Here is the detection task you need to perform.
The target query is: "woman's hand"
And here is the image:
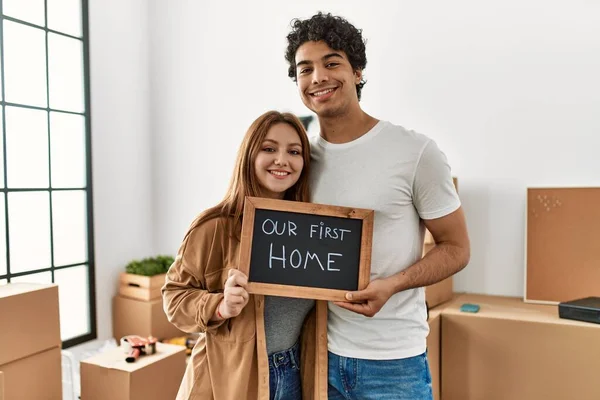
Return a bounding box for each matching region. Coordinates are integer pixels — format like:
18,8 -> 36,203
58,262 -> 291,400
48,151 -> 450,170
216,269 -> 249,320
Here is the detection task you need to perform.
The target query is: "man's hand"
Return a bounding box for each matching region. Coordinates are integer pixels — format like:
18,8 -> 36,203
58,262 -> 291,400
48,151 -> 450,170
218,269 -> 249,319
333,278 -> 395,317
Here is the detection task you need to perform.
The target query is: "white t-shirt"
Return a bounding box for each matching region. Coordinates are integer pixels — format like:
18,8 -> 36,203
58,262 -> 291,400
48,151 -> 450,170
309,120 -> 460,360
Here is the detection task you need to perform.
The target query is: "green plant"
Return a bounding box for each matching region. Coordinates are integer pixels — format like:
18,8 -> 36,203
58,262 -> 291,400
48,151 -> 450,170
125,255 -> 175,276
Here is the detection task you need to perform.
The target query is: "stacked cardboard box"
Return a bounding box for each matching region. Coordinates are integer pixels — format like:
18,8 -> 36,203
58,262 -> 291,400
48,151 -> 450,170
441,294 -> 600,400
0,371 -> 4,400
81,342 -> 186,400
113,273 -> 184,341
118,273 -> 164,302
0,283 -> 62,400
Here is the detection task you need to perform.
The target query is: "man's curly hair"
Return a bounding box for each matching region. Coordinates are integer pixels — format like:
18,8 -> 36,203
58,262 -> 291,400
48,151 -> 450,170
285,12 -> 367,101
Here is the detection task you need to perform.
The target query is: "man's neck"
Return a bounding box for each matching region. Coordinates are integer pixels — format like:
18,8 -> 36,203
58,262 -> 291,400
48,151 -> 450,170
318,109 -> 379,144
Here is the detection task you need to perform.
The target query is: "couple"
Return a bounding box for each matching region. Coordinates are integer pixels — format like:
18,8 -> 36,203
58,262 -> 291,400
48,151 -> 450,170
162,12 -> 470,400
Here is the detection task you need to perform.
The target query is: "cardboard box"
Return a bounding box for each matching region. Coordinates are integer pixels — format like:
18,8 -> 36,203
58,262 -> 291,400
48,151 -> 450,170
118,273 -> 165,301
0,347 -> 62,400
118,285 -> 162,302
441,294 -> 600,400
423,243 -> 454,309
427,308 -> 442,400
424,229 -> 435,245
81,342 -> 186,400
425,276 -> 454,309
113,295 -> 185,341
0,283 -> 61,365
0,371 -> 4,400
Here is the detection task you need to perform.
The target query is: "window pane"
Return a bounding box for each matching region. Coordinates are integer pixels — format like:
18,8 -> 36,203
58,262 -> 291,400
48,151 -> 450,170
48,33 -> 84,112
55,265 -> 90,340
5,107 -> 49,188
3,21 -> 48,107
0,195 -> 6,277
52,190 -> 87,266
8,192 -> 51,273
3,0 -> 45,27
50,112 -> 86,187
47,0 -> 82,37
0,110 -> 4,188
50,112 -> 86,188
10,271 -> 51,284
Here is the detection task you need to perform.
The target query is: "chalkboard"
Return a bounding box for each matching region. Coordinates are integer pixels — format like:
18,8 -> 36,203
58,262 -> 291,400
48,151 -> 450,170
239,197 -> 374,301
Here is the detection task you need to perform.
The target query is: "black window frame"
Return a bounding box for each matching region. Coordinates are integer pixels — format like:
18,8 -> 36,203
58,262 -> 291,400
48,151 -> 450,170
0,0 -> 96,349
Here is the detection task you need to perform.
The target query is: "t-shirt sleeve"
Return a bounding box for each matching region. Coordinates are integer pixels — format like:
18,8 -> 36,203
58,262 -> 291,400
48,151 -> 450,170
412,139 -> 461,220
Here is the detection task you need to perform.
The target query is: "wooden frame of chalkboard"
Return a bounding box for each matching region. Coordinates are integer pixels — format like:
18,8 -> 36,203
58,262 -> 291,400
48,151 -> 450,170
239,197 -> 374,301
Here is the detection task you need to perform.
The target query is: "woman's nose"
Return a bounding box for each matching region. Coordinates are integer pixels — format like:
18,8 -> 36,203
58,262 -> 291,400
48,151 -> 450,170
274,152 -> 289,166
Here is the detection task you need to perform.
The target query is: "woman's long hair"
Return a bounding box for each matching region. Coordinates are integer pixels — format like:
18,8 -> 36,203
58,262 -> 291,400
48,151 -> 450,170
192,110 -> 311,236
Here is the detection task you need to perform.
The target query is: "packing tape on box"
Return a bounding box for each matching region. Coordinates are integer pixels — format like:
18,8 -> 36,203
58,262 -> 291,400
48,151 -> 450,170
120,337 -> 132,353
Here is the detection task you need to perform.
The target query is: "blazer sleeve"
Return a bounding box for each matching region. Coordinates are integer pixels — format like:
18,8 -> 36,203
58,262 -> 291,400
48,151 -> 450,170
162,217 -> 227,333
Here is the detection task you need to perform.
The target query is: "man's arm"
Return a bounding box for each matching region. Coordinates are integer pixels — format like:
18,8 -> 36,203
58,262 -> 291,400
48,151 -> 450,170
334,207 -> 470,317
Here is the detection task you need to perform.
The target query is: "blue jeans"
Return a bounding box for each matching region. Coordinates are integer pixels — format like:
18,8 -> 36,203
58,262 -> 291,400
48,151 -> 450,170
268,342 -> 302,400
328,351 -> 433,400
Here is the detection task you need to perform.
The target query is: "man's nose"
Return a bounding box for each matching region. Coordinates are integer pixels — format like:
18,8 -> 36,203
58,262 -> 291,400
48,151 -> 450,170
312,66 -> 329,84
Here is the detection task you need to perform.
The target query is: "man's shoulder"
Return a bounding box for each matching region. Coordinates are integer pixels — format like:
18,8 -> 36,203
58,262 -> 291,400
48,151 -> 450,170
376,121 -> 432,154
309,133 -> 321,147
307,121 -> 433,154
309,134 -> 324,158
380,120 -> 431,143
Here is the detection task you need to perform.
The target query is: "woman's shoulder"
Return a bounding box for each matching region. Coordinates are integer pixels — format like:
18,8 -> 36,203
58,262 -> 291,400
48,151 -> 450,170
186,213 -> 233,238
176,214 -> 237,260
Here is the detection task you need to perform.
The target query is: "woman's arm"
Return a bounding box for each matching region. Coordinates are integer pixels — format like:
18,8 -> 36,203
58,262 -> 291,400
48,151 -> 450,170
163,261 -> 226,333
162,217 -> 228,333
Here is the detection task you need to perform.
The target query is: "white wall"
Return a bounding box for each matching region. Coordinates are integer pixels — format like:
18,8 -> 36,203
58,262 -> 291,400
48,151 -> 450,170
78,0 -> 600,348
148,0 -> 600,298
86,0 -> 600,343
88,0 -> 153,341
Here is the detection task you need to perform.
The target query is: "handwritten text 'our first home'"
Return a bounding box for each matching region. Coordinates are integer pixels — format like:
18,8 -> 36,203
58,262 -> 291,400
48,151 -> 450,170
261,219 -> 352,271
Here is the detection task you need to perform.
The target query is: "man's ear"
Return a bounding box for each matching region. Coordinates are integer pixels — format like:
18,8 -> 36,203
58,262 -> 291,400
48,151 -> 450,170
354,69 -> 363,84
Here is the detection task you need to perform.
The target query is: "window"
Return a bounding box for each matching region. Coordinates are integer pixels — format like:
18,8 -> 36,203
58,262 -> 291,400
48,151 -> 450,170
0,0 -> 95,348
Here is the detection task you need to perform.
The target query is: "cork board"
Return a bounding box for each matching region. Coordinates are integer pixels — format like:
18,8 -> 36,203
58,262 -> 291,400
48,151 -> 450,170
525,187 -> 600,304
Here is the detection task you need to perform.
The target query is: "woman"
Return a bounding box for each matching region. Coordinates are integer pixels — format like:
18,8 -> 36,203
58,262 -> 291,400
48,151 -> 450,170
162,111 -> 328,400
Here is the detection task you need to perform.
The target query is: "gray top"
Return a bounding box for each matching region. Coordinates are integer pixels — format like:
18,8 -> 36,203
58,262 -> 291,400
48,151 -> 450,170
264,295 -> 315,355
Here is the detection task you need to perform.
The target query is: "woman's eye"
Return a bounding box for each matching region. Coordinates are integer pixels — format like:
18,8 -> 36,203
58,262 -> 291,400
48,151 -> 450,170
262,147 -> 275,152
289,149 -> 301,155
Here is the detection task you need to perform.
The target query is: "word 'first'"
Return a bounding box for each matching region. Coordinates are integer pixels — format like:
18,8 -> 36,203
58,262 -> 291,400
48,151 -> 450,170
261,219 -> 351,241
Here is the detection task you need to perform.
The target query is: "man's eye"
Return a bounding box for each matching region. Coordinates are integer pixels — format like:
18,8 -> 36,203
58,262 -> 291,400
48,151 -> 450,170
326,63 -> 339,68
300,68 -> 312,74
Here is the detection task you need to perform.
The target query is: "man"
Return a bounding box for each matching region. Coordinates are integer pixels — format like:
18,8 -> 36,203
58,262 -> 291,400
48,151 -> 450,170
285,12 -> 470,399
